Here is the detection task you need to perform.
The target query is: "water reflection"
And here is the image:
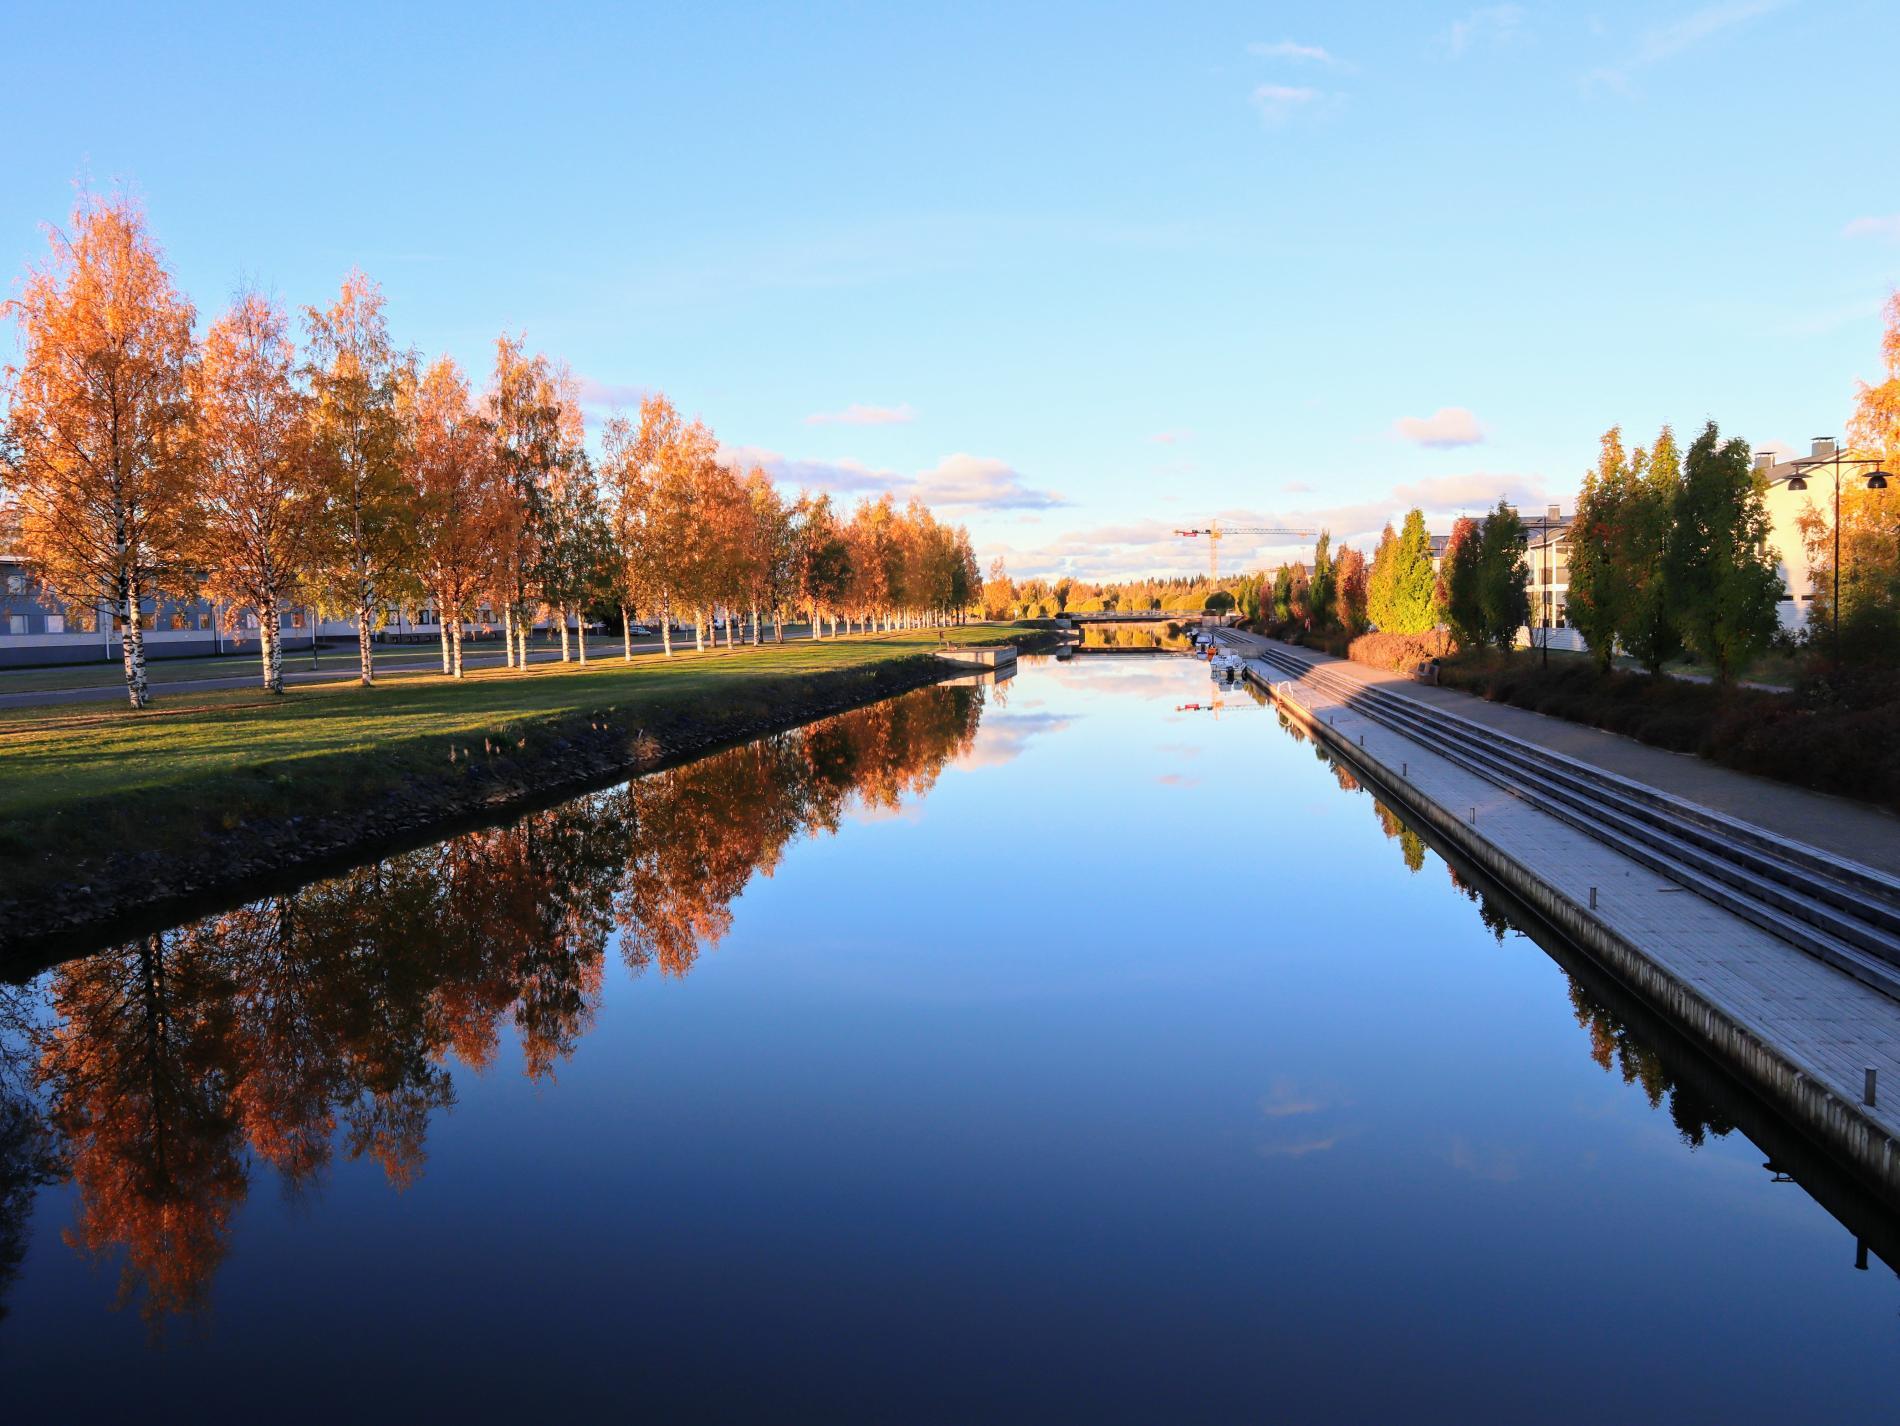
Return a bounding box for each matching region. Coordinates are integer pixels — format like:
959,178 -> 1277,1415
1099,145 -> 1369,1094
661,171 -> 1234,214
1267,692 -> 1899,1276
0,684 -> 982,1330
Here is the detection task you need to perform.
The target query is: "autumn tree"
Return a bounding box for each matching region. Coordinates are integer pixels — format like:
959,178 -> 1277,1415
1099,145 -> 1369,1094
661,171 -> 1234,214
540,454 -> 612,663
982,556 -> 1015,621
1,194 -> 197,707
1804,292 -> 1900,662
1365,523 -> 1399,632
1474,499 -> 1529,651
1564,426 -> 1634,672
1438,516 -> 1484,649
405,356 -> 501,677
486,335 -> 572,667
598,410 -> 654,658
792,491 -> 852,637
305,271 -> 411,685
1668,422 -> 1781,682
1271,563 -> 1293,623
1620,427 -> 1684,674
191,290 -> 319,693
741,468 -> 792,642
1308,532 -> 1335,628
1335,544 -> 1368,635
1380,509 -> 1439,634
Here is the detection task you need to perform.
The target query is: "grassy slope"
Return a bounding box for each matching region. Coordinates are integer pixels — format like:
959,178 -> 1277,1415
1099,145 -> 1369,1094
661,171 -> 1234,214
0,627 -> 1023,873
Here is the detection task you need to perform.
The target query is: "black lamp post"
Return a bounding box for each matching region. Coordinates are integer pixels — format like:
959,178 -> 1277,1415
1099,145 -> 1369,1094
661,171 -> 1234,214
1784,442 -> 1892,660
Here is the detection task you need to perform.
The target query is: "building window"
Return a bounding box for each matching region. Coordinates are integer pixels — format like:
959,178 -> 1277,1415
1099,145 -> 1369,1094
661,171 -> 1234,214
5,574 -> 24,595
290,610 -> 305,629
46,614 -> 64,634
7,615 -> 25,635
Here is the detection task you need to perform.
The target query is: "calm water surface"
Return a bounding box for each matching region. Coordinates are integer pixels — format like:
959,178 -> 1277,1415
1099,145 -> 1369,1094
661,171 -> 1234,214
2,655 -> 1896,1422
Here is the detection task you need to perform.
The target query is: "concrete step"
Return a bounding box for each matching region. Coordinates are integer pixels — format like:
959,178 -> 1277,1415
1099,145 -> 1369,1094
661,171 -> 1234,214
1229,635 -> 1900,1001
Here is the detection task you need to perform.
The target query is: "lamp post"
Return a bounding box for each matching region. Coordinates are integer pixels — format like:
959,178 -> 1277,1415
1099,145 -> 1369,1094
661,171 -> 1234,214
1783,442 -> 1891,662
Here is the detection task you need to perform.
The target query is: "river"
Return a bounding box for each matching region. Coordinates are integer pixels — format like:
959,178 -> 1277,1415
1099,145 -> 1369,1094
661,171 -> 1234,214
1,653 -> 1895,1422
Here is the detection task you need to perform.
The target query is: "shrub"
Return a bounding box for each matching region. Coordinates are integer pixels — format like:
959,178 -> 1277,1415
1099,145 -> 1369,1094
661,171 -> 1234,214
1436,651 -> 1900,809
1348,629 -> 1453,674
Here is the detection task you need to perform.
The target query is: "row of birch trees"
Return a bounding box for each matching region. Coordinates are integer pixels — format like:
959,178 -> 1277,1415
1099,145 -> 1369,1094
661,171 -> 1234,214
0,195 -> 980,706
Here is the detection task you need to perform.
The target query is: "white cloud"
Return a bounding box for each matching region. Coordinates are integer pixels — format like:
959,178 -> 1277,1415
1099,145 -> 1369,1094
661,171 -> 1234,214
1443,5 -> 1526,57
915,453 -> 1069,510
987,472 -> 1560,579
1844,215 -> 1900,241
1148,429 -> 1192,445
1282,480 -> 1314,494
1248,39 -> 1349,68
717,444 -> 1067,511
803,401 -> 917,427
1585,0 -> 1785,90
1250,84 -> 1323,124
575,376 -> 649,410
1394,406 -> 1486,448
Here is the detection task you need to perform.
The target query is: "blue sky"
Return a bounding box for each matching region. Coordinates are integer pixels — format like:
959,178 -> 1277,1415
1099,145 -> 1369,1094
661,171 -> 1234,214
5,1 -> 1897,577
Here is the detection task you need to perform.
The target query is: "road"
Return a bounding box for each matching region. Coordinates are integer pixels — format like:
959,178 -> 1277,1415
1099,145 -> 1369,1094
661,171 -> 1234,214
0,627 -> 823,708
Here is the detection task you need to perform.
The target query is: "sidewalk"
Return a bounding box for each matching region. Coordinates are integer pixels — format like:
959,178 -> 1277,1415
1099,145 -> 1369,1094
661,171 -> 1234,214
1239,635 -> 1900,877
1224,632 -> 1900,1195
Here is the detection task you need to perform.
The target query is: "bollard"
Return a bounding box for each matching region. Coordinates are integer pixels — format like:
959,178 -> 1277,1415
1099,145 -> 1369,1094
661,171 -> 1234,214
1588,886 -> 1598,910
1865,1067 -> 1879,1107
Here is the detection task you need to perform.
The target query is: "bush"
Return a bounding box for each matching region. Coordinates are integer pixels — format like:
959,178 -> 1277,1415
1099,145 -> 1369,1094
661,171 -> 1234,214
1348,629 -> 1453,674
1436,650 -> 1900,809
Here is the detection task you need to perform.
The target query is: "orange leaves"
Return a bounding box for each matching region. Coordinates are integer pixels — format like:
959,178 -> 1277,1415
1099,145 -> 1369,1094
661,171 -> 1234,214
2,192 -> 197,607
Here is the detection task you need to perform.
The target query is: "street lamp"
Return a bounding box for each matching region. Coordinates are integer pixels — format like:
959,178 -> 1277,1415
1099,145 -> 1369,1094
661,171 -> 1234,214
1783,440 -> 1892,661
1520,507 -> 1562,670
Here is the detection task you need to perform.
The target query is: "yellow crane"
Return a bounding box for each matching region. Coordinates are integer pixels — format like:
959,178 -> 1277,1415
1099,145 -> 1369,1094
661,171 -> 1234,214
1174,520 -> 1320,585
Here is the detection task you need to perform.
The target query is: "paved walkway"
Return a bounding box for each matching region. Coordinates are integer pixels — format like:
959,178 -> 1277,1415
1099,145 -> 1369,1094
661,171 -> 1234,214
0,626 -> 829,709
1218,633 -> 1900,1169
1227,633 -> 1900,877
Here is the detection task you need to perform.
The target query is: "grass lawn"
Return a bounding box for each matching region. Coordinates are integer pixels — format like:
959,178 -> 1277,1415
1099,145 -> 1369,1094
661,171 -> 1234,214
0,626 -> 1028,894
1512,640 -> 1802,690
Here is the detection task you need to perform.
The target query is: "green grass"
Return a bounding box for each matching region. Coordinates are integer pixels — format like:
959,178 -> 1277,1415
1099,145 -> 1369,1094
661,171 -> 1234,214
0,625 -> 1030,900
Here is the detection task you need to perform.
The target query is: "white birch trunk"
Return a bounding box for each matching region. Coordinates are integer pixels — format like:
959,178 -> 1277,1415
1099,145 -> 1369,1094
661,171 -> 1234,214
451,618 -> 464,678
120,573 -> 150,709
356,580 -> 375,686
264,594 -> 284,694
503,604 -> 516,668
576,610 -> 587,664
622,606 -> 633,660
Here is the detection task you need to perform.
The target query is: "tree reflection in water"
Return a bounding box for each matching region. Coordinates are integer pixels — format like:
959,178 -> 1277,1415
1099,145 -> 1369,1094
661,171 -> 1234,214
1,683 -> 982,1329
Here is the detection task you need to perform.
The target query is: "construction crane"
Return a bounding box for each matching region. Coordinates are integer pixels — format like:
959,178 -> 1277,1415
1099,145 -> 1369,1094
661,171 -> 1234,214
1174,519 -> 1320,585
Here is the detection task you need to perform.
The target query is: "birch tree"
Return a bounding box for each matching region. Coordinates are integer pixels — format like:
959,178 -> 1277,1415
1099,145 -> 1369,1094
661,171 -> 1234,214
406,356 -> 501,678
1,195 -> 196,708
191,290 -> 320,693
305,272 -> 410,685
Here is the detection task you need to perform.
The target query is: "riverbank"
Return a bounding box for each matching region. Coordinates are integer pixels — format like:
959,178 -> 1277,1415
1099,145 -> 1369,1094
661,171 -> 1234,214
0,627 -> 1045,967
1219,628 -> 1900,1201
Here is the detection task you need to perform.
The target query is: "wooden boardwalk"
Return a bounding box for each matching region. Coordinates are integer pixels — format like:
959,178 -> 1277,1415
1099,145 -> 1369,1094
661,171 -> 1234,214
1217,631 -> 1900,1195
